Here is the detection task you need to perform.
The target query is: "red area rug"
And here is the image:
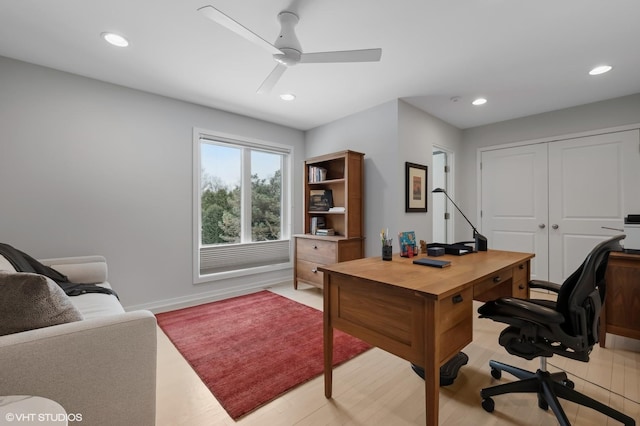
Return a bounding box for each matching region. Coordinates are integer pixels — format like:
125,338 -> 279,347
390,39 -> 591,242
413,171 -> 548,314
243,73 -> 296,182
156,290 -> 371,420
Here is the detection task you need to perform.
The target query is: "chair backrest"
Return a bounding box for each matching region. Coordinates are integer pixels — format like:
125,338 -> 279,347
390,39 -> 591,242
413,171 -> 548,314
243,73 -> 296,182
555,235 -> 625,348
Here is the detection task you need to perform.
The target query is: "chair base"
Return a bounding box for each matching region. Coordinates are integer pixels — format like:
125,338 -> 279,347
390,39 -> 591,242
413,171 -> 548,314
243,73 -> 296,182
411,351 -> 468,386
480,360 -> 635,426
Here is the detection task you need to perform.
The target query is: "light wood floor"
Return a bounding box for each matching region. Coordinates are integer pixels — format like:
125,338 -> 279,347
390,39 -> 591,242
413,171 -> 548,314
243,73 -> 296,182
156,282 -> 640,425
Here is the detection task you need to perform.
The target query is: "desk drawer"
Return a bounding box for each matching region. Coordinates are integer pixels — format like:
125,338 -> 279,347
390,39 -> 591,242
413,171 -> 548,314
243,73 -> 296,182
296,238 -> 336,264
296,259 -> 324,286
513,262 -> 528,283
473,268 -> 513,300
512,262 -> 529,298
439,287 -> 473,362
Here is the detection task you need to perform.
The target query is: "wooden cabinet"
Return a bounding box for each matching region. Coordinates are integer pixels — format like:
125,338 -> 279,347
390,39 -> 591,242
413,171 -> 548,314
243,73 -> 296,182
294,150 -> 365,289
599,251 -> 640,347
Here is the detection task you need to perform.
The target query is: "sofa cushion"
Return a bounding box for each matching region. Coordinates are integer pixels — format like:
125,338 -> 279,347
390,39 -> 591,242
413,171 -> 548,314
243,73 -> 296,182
70,282 -> 125,319
0,271 -> 84,336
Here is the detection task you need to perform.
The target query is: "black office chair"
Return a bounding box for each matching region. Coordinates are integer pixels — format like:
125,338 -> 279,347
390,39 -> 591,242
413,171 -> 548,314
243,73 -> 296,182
478,234 -> 635,426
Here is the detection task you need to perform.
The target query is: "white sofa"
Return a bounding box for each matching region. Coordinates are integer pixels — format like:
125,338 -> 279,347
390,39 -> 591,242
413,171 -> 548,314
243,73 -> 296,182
0,255 -> 157,426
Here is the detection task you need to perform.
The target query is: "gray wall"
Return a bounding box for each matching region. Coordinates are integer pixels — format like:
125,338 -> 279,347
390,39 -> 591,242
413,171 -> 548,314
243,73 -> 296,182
4,53 -> 638,310
459,94 -> 640,238
305,100 -> 462,257
0,56 -> 305,311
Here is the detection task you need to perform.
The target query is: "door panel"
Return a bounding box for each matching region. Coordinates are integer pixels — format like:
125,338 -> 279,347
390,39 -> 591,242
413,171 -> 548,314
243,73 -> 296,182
548,131 -> 636,282
481,130 -> 640,286
481,143 -> 548,281
432,149 -> 449,243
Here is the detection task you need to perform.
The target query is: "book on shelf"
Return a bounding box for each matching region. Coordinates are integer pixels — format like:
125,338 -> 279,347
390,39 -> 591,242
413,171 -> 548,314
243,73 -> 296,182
328,206 -> 345,213
315,228 -> 335,236
310,216 -> 326,235
308,166 -> 327,183
309,189 -> 333,211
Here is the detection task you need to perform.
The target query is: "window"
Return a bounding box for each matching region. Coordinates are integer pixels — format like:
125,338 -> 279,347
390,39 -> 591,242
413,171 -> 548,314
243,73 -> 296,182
193,129 -> 292,280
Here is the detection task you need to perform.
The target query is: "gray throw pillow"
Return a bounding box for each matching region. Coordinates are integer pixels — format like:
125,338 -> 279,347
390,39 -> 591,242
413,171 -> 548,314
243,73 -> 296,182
0,271 -> 84,336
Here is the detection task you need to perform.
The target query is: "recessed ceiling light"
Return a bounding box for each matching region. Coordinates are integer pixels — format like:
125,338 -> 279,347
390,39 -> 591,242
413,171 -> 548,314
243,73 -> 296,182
472,98 -> 487,106
101,32 -> 129,47
589,65 -> 612,76
280,93 -> 296,101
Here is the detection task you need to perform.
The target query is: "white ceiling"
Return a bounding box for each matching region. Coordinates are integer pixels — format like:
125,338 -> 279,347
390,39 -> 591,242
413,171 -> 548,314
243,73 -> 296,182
1,0 -> 639,131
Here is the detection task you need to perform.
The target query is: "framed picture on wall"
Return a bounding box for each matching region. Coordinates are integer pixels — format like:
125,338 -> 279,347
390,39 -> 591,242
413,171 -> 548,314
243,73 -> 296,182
405,162 -> 427,212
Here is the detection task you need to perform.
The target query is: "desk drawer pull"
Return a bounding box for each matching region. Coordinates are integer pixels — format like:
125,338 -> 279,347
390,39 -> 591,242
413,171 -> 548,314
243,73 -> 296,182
311,268 -> 318,273
452,294 -> 464,304
493,276 -> 502,283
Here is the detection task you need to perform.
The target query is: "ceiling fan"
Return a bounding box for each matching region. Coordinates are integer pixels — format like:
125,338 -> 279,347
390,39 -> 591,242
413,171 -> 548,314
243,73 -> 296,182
198,5 -> 382,94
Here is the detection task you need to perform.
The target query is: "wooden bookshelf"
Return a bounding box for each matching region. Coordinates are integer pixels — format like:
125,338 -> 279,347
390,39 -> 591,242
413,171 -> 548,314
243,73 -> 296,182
294,150 -> 365,289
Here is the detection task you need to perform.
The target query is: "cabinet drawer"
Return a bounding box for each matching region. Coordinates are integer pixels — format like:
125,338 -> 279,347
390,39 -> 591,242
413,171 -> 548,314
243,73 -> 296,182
473,268 -> 513,300
296,259 -> 324,286
296,238 -> 337,264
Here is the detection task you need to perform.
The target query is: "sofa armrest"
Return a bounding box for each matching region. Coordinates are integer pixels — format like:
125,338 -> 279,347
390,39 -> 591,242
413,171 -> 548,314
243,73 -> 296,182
39,255 -> 107,284
0,311 -> 157,426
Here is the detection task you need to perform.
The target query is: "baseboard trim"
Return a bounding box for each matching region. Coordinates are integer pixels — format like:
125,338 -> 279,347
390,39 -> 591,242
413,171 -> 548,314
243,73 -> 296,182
124,278 -> 293,314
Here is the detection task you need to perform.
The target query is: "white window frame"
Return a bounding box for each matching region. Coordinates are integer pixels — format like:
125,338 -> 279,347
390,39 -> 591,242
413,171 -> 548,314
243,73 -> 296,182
193,128 -> 293,283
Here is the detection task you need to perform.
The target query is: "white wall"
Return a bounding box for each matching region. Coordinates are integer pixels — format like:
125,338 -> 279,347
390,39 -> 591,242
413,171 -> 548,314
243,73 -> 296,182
0,56 -> 305,311
305,101 -> 399,257
305,100 -> 462,257
398,101 -> 462,245
459,93 -> 640,241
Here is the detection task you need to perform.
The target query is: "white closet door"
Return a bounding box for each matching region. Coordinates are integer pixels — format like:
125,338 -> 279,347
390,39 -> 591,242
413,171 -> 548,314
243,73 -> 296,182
547,130 -> 638,282
481,143 -> 549,281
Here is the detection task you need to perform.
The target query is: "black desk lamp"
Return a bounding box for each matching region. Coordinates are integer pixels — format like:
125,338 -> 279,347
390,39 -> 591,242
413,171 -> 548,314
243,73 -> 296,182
432,187 -> 488,251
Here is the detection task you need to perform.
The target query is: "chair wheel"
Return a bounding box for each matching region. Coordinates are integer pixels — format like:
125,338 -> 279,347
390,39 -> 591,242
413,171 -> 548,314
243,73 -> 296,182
482,397 -> 495,412
562,379 -> 575,389
490,367 -> 502,380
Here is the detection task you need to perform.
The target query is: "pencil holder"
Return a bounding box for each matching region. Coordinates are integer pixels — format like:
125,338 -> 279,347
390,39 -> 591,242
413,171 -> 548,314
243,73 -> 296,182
382,245 -> 392,261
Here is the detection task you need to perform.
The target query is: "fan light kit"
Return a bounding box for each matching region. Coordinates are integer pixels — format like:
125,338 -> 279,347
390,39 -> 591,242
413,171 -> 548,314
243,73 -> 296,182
198,5 -> 382,94
589,65 -> 612,75
472,98 -> 487,106
101,32 -> 129,47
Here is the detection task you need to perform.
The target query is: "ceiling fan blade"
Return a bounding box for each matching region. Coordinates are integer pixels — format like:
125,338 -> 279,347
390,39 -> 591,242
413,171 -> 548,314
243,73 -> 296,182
198,5 -> 282,55
257,63 -> 287,94
300,48 -> 382,64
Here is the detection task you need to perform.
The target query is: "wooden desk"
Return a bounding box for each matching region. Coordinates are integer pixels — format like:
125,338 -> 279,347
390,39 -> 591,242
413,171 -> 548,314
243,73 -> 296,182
600,251 -> 640,347
319,250 -> 534,426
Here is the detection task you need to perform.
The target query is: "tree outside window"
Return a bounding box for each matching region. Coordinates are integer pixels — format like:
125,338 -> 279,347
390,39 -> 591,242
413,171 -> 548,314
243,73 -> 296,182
200,141 -> 284,246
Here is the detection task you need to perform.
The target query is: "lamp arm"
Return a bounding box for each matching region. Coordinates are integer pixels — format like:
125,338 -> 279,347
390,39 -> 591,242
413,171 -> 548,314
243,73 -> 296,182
441,191 -> 479,235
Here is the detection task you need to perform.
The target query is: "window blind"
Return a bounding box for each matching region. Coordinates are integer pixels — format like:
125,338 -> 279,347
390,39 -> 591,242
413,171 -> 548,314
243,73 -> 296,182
200,239 -> 290,275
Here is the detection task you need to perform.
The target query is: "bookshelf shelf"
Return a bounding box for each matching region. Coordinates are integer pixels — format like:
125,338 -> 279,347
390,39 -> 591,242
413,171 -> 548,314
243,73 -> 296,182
308,178 -> 345,185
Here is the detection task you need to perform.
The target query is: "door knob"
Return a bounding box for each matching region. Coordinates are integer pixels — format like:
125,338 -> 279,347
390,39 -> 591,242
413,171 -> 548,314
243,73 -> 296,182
539,224 -> 546,229
552,224 -> 559,230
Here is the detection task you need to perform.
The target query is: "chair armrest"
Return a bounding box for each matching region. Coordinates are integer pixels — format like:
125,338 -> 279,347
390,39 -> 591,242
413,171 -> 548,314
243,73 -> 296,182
529,279 -> 562,293
39,256 -> 107,284
478,297 -> 565,324
0,311 -> 157,426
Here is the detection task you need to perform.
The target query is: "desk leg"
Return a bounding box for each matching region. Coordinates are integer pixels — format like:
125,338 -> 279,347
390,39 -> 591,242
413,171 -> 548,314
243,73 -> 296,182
424,299 -> 440,426
324,278 -> 333,398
